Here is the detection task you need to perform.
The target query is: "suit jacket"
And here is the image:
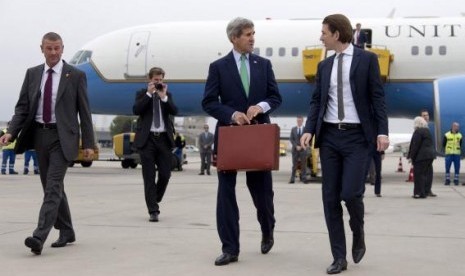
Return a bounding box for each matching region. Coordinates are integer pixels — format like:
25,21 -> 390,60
133,89 -> 178,149
202,51 -> 282,152
198,131 -> 214,153
408,127 -> 436,162
289,126 -> 303,152
353,30 -> 368,48
7,61 -> 94,161
304,47 -> 388,147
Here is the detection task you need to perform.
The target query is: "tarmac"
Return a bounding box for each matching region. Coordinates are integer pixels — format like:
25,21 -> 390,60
1,150 -> 465,276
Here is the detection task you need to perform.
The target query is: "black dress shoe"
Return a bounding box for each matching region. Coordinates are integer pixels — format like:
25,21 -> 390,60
326,259 -> 347,274
149,213 -> 159,222
427,192 -> 437,197
51,234 -> 76,248
25,236 -> 43,255
261,237 -> 274,254
288,180 -> 295,184
214,253 -> 238,266
198,172 -> 205,175
352,233 -> 366,264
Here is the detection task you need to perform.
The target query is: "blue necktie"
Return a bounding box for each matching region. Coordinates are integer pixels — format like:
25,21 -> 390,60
240,54 -> 249,96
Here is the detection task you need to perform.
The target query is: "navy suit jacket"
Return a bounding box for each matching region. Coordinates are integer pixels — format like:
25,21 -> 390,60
202,51 -> 282,151
304,47 -> 388,147
353,30 -> 368,48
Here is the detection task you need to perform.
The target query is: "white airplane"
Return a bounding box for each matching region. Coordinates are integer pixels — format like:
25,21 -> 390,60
69,17 -> 465,153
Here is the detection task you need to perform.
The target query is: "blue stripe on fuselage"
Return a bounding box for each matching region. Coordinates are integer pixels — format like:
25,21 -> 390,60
77,62 -> 434,118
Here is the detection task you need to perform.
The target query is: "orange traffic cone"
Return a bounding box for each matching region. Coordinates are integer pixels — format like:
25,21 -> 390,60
406,165 -> 414,182
396,157 -> 404,172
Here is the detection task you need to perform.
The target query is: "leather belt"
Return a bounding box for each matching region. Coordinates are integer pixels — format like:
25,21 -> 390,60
151,131 -> 166,137
35,122 -> 57,129
324,122 -> 361,130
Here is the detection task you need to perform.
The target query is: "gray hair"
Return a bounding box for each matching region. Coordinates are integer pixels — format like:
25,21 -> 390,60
226,17 -> 254,42
413,116 -> 428,129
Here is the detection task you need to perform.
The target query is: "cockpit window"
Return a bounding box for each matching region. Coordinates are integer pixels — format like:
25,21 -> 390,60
69,50 -> 92,65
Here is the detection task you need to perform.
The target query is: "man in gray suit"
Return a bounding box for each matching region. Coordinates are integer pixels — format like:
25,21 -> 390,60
0,32 -> 95,255
198,124 -> 214,175
289,116 -> 309,184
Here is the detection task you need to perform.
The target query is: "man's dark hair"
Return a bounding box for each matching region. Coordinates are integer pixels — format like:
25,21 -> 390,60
322,14 -> 353,43
148,67 -> 165,78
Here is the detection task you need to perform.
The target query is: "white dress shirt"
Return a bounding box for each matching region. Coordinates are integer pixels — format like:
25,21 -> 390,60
36,60 -> 63,123
323,44 -> 361,124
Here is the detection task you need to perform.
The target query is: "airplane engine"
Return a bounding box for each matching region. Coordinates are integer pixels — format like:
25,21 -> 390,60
433,75 -> 465,155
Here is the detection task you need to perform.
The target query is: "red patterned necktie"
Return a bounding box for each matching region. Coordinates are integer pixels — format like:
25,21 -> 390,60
43,69 -> 54,123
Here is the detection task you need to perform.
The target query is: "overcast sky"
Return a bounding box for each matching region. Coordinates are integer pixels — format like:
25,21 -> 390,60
0,0 -> 463,131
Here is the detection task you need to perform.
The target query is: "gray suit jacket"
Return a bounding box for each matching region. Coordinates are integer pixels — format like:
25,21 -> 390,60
7,61 -> 94,161
198,131 -> 214,153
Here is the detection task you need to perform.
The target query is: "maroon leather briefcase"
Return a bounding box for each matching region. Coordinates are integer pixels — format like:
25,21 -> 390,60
216,124 -> 280,171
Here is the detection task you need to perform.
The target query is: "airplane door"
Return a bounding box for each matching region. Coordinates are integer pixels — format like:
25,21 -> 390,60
126,31 -> 150,78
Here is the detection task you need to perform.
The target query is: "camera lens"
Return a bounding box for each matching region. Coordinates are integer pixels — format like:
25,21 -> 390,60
155,83 -> 164,90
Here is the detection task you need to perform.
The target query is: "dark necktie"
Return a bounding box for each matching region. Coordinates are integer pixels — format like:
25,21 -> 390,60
297,127 -> 301,137
240,54 -> 249,96
337,53 -> 344,121
153,96 -> 161,128
43,69 -> 54,123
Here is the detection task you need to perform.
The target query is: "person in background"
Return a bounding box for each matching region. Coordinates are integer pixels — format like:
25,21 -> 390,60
133,67 -> 178,222
367,150 -> 384,197
300,14 -> 389,274
0,32 -> 95,255
1,122 -> 18,175
24,149 -> 39,175
289,116 -> 309,184
202,17 -> 282,266
174,132 -> 185,171
198,124 -> 214,175
443,122 -> 462,185
419,109 -> 437,197
353,23 -> 367,49
408,116 -> 436,198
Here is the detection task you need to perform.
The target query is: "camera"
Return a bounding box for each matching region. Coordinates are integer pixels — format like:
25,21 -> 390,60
155,83 -> 164,91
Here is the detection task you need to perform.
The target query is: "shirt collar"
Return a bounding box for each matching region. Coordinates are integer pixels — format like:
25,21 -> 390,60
336,44 -> 354,58
233,49 -> 249,62
44,60 -> 64,74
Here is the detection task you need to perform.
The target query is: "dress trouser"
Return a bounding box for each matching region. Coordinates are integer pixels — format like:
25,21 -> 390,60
33,128 -> 74,241
319,125 -> 370,260
216,170 -> 275,255
200,150 -> 212,173
291,149 -> 308,181
139,133 -> 172,214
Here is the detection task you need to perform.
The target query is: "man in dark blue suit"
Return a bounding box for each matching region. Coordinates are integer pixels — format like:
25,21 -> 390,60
353,23 -> 368,48
301,14 -> 389,274
202,17 -> 282,266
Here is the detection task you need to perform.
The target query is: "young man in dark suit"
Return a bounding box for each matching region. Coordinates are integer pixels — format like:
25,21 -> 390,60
301,14 -> 389,274
202,17 -> 282,266
0,32 -> 95,255
133,67 -> 178,222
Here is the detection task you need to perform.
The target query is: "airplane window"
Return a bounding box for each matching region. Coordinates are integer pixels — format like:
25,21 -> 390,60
411,46 -> 419,56
69,50 -> 92,65
279,47 -> 286,57
69,51 -> 83,65
425,46 -> 433,56
292,47 -> 299,57
253,48 -> 260,56
266,47 -> 273,57
439,46 -> 447,55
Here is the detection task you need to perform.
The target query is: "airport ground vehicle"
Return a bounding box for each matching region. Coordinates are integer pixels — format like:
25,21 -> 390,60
69,143 -> 99,167
113,132 -> 182,170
